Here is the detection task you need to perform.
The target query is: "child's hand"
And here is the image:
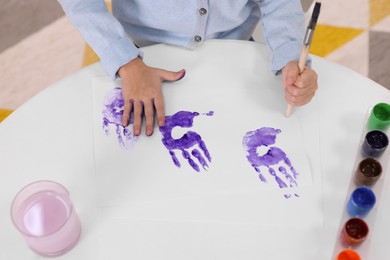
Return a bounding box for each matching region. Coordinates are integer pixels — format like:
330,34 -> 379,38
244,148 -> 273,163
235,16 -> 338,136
281,61 -> 318,106
118,58 -> 186,136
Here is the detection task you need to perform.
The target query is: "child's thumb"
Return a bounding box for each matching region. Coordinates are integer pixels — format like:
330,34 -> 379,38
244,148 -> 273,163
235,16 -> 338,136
161,69 -> 186,82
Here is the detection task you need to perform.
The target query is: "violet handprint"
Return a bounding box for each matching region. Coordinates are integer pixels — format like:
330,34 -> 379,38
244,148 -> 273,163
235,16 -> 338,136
242,127 -> 299,198
102,87 -> 139,149
159,111 -> 213,172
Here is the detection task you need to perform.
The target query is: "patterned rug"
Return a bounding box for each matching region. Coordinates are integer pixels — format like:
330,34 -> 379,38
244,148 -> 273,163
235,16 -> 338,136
310,0 -> 390,89
1,0 -> 389,122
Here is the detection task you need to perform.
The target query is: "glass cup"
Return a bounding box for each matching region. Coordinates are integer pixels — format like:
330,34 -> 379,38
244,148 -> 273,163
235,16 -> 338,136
354,157 -> 382,186
362,130 -> 389,157
341,218 -> 369,246
368,103 -> 390,131
11,180 -> 81,257
347,186 -> 376,218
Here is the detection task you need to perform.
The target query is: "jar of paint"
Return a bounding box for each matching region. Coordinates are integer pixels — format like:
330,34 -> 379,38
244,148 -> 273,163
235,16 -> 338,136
341,218 -> 369,246
11,180 -> 81,257
368,102 -> 390,131
362,130 -> 388,157
354,157 -> 382,186
347,186 -> 376,218
337,249 -> 361,260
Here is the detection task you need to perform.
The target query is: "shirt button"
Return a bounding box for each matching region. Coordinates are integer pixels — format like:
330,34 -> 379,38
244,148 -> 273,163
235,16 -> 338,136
194,35 -> 202,42
199,8 -> 207,15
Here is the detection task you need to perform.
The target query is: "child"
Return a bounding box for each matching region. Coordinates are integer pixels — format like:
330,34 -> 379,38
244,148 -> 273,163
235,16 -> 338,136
58,0 -> 318,136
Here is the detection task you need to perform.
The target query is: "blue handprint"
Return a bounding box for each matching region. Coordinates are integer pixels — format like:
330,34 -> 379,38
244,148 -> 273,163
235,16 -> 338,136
102,87 -> 139,149
242,127 -> 299,198
159,111 -> 213,172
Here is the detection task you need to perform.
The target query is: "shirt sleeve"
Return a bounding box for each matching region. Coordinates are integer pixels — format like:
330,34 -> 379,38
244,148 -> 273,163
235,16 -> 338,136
58,0 -> 141,80
259,0 -> 311,74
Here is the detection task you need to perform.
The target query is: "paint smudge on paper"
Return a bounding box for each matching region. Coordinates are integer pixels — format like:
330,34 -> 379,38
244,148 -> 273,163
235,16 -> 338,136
102,87 -> 139,149
242,127 -> 299,198
159,111 -> 212,172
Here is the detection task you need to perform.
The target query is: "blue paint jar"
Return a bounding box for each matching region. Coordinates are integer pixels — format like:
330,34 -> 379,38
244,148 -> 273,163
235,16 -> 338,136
347,186 -> 376,218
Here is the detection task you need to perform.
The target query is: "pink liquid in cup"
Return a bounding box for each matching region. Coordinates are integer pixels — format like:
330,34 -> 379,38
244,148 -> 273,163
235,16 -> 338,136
11,181 -> 81,257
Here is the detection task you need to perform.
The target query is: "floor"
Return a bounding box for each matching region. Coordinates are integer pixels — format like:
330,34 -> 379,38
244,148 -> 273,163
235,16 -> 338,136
1,0 -> 390,122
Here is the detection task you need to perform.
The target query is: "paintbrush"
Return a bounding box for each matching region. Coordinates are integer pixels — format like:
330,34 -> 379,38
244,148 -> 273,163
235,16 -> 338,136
285,1 -> 322,117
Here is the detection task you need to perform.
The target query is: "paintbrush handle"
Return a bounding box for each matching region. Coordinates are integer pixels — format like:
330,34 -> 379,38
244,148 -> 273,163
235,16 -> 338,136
298,45 -> 309,73
285,104 -> 293,117
285,1 -> 321,117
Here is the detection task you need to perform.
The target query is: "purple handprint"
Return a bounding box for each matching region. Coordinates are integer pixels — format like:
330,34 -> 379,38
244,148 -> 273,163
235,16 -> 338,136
242,127 -> 299,198
102,87 -> 139,149
159,111 -> 213,172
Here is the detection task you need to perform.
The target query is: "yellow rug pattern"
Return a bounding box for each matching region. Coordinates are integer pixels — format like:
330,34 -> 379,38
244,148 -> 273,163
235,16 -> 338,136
0,109 -> 13,123
310,25 -> 364,57
370,0 -> 390,26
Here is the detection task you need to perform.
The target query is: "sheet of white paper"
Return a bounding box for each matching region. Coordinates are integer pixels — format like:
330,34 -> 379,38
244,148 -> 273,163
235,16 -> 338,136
92,76 -> 313,205
88,41 -> 323,260
91,42 -> 323,244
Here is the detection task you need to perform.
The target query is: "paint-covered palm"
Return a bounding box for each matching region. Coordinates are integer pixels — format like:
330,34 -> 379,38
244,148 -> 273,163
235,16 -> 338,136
242,127 -> 299,198
102,87 -> 139,149
159,111 -> 212,172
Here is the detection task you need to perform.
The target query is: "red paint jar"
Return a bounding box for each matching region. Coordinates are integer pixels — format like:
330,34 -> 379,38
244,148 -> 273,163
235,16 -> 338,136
341,218 -> 369,245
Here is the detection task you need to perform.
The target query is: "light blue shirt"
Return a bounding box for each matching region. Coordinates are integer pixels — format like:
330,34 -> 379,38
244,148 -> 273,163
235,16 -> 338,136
58,0 -> 306,80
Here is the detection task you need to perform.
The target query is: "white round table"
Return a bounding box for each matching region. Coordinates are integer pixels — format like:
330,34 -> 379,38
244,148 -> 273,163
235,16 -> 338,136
1,40 -> 389,260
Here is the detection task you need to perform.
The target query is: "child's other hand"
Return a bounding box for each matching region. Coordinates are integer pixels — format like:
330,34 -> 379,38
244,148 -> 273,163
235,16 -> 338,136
118,58 -> 186,136
281,61 -> 318,106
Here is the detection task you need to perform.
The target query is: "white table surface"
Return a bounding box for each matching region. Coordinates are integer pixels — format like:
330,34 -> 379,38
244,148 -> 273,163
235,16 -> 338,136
1,40 -> 390,260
